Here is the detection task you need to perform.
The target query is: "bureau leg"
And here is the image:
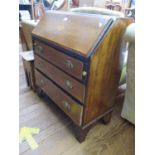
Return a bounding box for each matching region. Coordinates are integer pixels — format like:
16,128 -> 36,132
101,111 -> 112,124
73,124 -> 91,143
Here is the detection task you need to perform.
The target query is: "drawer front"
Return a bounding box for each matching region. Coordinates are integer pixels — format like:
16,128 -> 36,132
35,70 -> 83,126
35,55 -> 85,103
34,40 -> 84,80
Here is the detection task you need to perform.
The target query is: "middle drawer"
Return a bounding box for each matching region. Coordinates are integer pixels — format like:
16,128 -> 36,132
35,55 -> 85,103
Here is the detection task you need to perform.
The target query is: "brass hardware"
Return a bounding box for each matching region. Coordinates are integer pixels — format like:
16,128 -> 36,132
65,80 -> 73,89
64,60 -> 74,69
82,71 -> 87,76
35,44 -> 43,53
40,79 -> 45,87
38,62 -> 43,68
62,101 -> 70,111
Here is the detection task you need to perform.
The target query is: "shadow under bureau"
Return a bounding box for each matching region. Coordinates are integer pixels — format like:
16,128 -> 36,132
32,11 -> 132,142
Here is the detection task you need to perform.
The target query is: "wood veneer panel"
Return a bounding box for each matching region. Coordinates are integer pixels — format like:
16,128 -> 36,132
83,18 -> 133,125
32,11 -> 112,57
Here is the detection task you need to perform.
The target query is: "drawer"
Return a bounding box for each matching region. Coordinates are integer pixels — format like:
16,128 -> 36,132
35,70 -> 83,126
35,55 -> 85,103
34,40 -> 84,80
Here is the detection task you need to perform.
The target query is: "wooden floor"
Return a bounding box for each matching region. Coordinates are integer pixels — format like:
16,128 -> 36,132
19,48 -> 135,155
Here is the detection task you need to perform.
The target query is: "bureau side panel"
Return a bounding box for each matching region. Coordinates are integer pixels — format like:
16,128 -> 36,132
83,18 -> 133,125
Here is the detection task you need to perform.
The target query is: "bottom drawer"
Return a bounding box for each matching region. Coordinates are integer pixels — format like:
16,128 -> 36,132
35,70 -> 83,126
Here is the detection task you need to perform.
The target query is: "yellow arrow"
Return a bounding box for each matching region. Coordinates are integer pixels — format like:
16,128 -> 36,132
19,127 -> 40,150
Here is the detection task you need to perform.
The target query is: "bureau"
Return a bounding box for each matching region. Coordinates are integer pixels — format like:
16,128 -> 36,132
32,11 -> 132,142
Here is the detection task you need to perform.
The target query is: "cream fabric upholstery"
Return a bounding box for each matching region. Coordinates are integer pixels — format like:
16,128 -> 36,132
21,20 -> 39,50
70,7 -> 124,17
121,23 -> 135,124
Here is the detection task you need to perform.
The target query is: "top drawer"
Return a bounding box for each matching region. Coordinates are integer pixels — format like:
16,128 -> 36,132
34,40 -> 84,80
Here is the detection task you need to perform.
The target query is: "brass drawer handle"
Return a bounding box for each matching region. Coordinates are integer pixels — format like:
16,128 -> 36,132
62,101 -> 71,111
38,62 -> 43,68
82,71 -> 87,77
40,79 -> 45,87
65,80 -> 73,89
64,60 -> 74,69
35,44 -> 43,53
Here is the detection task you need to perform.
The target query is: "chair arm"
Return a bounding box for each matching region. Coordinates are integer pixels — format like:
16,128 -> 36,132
123,23 -> 135,43
70,7 -> 124,17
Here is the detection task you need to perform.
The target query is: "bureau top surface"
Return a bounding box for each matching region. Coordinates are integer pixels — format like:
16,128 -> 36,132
32,11 -> 113,57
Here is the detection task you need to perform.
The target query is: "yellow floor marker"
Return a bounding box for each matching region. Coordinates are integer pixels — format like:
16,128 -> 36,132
19,127 -> 40,150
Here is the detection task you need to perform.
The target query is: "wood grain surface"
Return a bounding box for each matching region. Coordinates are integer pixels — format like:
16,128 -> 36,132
83,18 -> 133,125
32,11 -> 112,57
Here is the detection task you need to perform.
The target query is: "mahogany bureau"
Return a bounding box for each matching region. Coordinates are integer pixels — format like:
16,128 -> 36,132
32,11 -> 132,142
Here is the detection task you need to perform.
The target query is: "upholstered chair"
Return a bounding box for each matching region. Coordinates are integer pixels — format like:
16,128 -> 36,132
121,23 -> 135,124
70,6 -> 124,17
